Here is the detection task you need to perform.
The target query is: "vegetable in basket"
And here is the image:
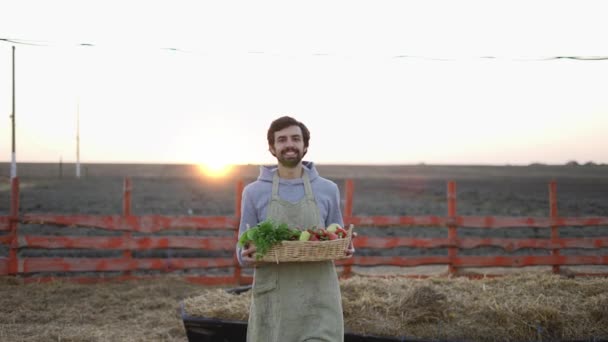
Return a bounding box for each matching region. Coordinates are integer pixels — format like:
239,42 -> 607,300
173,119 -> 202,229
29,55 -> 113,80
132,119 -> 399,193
238,219 -> 301,259
307,223 -> 347,241
238,220 -> 350,260
327,223 -> 348,238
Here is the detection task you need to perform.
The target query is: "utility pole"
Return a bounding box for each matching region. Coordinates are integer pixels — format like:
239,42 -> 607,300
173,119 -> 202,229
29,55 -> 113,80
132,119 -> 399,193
76,99 -> 81,178
10,46 -> 17,179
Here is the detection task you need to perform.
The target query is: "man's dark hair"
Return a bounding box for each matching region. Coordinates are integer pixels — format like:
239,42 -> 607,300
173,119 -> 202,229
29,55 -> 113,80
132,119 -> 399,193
267,116 -> 310,148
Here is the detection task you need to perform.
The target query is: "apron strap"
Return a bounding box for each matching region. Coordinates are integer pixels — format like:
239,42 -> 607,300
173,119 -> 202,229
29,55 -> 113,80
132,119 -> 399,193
271,170 -> 315,201
271,173 -> 281,200
302,172 -> 315,201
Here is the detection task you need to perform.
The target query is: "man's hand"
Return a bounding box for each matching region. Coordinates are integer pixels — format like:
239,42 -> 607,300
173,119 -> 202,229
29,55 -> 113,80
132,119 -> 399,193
241,244 -> 258,265
344,232 -> 357,257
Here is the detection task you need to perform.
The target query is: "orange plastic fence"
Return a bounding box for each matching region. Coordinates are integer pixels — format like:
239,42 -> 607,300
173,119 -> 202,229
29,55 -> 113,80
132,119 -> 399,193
1,177 -> 607,285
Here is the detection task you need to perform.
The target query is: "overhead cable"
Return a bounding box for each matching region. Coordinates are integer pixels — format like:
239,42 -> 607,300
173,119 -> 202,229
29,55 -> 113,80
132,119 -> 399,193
2,37 -> 607,61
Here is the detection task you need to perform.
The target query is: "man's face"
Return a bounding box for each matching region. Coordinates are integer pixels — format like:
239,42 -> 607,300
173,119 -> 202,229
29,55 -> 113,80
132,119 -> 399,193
269,125 -> 307,168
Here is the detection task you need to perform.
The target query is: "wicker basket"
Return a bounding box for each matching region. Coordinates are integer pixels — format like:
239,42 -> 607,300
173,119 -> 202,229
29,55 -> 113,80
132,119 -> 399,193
259,225 -> 354,263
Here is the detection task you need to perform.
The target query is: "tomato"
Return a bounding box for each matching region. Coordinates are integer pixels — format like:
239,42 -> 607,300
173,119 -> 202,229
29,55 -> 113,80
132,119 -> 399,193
335,227 -> 348,238
315,229 -> 329,241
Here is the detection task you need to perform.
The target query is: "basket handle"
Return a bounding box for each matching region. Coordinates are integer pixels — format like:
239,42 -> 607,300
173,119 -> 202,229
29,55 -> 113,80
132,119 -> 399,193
346,224 -> 354,240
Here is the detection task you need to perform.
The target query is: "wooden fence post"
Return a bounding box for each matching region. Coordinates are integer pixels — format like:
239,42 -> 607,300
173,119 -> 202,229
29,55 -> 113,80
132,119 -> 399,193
342,179 -> 354,278
549,180 -> 560,274
123,177 -> 133,275
447,181 -> 457,276
8,177 -> 20,276
234,179 -> 244,284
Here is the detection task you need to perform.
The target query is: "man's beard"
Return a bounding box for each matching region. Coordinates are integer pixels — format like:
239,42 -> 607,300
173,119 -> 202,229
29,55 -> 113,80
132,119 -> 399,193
276,147 -> 304,168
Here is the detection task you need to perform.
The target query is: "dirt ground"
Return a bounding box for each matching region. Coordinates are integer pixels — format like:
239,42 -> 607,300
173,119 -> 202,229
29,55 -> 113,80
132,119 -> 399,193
0,163 -> 607,341
2,163 -> 608,218
1,163 -> 607,265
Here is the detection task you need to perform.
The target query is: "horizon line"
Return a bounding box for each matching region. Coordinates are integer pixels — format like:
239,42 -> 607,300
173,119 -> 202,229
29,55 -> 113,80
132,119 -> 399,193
0,160 -> 606,167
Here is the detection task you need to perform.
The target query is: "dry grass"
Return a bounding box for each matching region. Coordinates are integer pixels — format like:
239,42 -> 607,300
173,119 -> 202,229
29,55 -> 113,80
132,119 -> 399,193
184,272 -> 608,341
183,287 -> 250,322
0,276 -> 204,342
1,272 -> 607,341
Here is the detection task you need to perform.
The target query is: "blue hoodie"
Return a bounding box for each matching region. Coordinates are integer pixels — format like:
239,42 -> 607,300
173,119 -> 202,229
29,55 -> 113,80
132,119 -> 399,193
236,161 -> 344,265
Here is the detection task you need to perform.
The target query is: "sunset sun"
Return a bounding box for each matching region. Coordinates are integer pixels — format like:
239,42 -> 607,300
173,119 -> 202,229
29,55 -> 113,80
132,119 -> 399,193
197,161 -> 234,178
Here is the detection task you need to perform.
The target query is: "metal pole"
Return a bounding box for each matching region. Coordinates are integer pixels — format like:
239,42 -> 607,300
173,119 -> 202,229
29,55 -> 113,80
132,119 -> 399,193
10,46 -> 17,178
342,179 -> 354,278
549,180 -> 560,274
8,177 -> 20,275
234,179 -> 244,284
447,181 -> 457,275
76,99 -> 81,178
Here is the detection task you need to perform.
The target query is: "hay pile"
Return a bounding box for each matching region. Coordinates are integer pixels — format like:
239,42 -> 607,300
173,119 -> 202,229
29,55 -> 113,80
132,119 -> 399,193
183,272 -> 608,341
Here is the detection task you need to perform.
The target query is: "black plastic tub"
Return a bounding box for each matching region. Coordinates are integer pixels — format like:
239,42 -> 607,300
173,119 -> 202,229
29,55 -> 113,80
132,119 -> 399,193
181,306 -> 247,342
180,303 -> 432,342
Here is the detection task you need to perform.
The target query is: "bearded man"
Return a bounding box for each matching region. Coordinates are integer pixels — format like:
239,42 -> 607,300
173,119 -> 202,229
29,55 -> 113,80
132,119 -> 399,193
237,116 -> 355,342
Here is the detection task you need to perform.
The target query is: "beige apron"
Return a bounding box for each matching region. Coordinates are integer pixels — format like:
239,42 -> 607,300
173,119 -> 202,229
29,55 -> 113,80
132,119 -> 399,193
247,172 -> 344,342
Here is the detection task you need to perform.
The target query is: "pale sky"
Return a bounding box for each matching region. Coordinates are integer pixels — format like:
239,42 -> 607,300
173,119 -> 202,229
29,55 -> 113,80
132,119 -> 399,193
1,0 -> 607,167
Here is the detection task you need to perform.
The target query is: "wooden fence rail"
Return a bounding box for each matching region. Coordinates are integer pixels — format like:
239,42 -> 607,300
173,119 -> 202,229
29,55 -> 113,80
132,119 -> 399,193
1,176 -> 607,284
